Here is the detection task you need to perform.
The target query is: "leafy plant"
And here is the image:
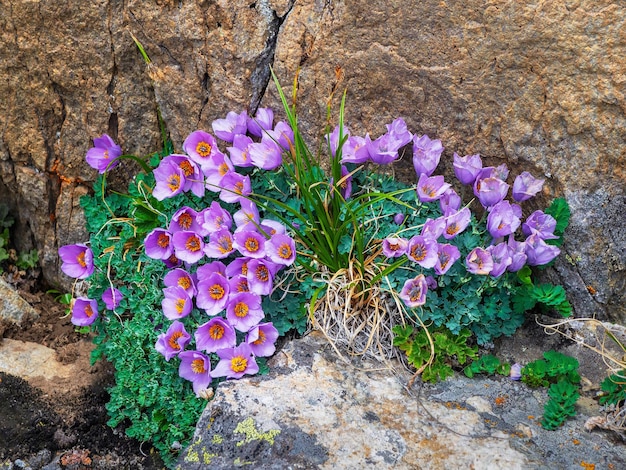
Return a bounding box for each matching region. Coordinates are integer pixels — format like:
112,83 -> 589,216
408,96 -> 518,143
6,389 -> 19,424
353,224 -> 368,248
542,379 -> 579,430
521,350 -> 580,429
599,370 -> 626,406
393,324 -> 478,383
463,354 -> 510,378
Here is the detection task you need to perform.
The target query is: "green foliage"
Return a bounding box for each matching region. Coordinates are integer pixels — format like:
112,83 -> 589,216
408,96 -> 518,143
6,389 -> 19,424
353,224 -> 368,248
393,324 -> 478,383
0,228 -> 9,266
544,197 -> 570,246
16,249 -> 39,270
521,350 -> 580,430
463,354 -> 510,378
599,370 -> 626,406
541,379 -> 579,430
512,267 -> 572,318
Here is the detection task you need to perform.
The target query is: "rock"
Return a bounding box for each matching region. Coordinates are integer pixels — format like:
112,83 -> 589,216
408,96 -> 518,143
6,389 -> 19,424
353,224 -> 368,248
177,331 -> 626,469
0,0 -> 624,323
0,277 -> 39,336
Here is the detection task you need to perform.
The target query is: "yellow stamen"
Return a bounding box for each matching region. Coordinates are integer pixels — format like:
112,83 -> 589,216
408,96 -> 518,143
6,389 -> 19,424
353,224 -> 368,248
84,304 -> 94,317
179,160 -> 194,176
76,251 -> 87,268
256,266 -> 269,282
278,244 -> 292,259
252,330 -> 266,346
168,331 -> 184,350
209,284 -> 225,300
244,238 -> 259,253
209,324 -> 224,340
196,141 -> 212,158
234,302 -> 249,318
167,174 -> 181,192
175,298 -> 186,314
178,277 -> 191,290
185,235 -> 201,252
178,213 -> 193,230
191,358 -> 206,374
230,356 -> 248,373
157,233 -> 170,248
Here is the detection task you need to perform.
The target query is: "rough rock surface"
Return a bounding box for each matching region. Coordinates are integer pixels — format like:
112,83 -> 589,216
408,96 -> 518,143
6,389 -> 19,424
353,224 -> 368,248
176,331 -> 626,469
0,0 -> 624,322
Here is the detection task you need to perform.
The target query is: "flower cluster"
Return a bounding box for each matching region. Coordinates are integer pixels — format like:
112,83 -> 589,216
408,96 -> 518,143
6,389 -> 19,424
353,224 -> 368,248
327,122 -> 559,310
60,108 -> 297,397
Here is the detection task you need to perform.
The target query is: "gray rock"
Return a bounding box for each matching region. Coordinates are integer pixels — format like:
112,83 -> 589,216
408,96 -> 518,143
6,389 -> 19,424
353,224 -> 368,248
176,331 -> 626,469
0,277 -> 38,332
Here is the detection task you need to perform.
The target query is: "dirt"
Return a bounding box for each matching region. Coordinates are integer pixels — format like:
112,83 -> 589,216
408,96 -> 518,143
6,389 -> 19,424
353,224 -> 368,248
0,269 -> 165,469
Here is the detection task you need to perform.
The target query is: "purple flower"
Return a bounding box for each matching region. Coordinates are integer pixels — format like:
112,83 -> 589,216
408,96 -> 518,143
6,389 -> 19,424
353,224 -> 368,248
234,199 -> 260,230
486,242 -> 512,278
233,230 -> 266,259
246,258 -> 276,295
204,229 -> 235,259
211,343 -> 259,379
512,171 -> 545,202
196,272 -> 230,315
524,234 -> 560,266
421,217 -> 446,240
212,111 -> 248,142
487,200 -> 522,239
163,268 -> 197,298
336,165 -> 353,200
144,228 -> 173,260
71,297 -> 99,326
85,134 -> 122,174
264,121 -> 294,151
178,350 -> 212,397
247,107 -> 274,137
195,260 -> 227,281
340,135 -> 369,164
227,134 -> 255,168
439,189 -> 462,215
412,134 -> 443,177
416,174 -> 451,202
199,201 -> 233,233
226,292 -> 264,332
260,219 -> 286,236
218,172 -> 251,204
382,237 -> 409,258
153,159 -> 185,201
155,321 -> 191,361
229,274 -> 250,294
204,151 -> 235,192
172,231 -> 205,264
443,208 -> 471,240
161,154 -> 205,198
522,210 -> 559,240
226,257 -> 251,277
162,286 -> 192,320
393,213 -> 405,225
183,130 -> 220,171
195,317 -> 236,353
474,176 -> 509,208
465,247 -> 494,275
265,233 -> 296,266
399,274 -> 428,308
407,235 -> 438,268
510,363 -> 522,381
59,243 -> 95,279
249,140 -> 283,170
434,244 -> 461,275
169,206 -> 203,234
386,117 -> 413,145
102,287 -> 123,310
453,153 -> 482,185
506,236 -> 527,272
246,322 -> 279,357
